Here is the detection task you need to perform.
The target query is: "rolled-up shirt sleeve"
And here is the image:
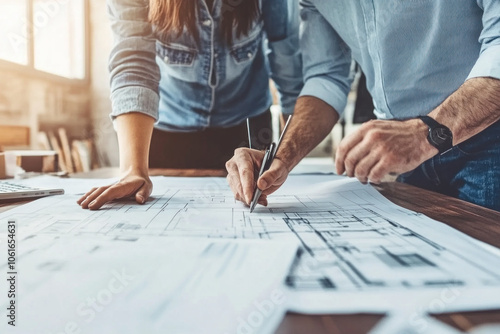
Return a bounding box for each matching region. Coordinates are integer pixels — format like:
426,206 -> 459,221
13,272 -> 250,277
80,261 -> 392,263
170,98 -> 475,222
263,0 -> 304,116
298,0 -> 352,117
467,0 -> 500,80
107,0 -> 161,121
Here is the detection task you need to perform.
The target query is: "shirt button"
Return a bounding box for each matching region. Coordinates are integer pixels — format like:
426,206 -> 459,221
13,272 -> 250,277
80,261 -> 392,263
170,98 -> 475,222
247,52 -> 253,58
164,56 -> 169,62
214,53 -> 218,58
203,19 -> 212,27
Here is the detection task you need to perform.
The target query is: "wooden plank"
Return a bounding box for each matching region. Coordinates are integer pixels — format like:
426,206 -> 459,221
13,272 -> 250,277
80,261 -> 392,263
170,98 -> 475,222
37,131 -> 52,151
0,125 -> 30,148
48,132 -> 67,172
434,310 -> 500,331
70,168 -> 228,179
72,140 -> 92,172
276,313 -> 383,334
149,168 -> 228,177
58,128 -> 74,173
0,153 -> 5,179
71,144 -> 84,173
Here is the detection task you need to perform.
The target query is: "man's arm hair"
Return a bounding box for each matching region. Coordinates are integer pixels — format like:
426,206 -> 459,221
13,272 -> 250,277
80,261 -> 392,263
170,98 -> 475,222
430,77 -> 500,144
276,96 -> 339,171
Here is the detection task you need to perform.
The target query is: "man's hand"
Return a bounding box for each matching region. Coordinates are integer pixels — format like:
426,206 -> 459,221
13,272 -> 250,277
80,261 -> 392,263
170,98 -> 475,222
226,148 -> 290,206
77,170 -> 153,210
226,96 -> 340,206
335,119 -> 438,184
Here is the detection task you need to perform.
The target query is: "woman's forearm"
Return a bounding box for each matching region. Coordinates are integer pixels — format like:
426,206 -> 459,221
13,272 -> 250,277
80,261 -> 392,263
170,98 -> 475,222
114,112 -> 155,174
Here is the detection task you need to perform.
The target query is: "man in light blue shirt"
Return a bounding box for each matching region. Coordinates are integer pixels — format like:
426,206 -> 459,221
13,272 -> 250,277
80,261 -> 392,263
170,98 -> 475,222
226,0 -> 500,211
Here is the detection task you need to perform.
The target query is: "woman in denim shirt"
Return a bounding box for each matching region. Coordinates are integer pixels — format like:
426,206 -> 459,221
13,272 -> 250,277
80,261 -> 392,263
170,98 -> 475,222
78,0 -> 303,209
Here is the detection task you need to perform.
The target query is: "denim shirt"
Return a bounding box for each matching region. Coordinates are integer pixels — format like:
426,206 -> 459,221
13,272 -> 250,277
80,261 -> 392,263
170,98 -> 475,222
299,0 -> 500,120
107,0 -> 303,131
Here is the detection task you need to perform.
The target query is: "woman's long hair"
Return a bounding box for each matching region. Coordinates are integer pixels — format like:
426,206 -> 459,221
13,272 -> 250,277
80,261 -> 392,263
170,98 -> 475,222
149,0 -> 260,44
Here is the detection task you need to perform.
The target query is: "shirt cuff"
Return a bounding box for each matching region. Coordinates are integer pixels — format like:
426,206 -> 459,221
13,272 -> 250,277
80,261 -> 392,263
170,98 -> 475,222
299,76 -> 348,117
109,86 -> 159,122
467,44 -> 500,81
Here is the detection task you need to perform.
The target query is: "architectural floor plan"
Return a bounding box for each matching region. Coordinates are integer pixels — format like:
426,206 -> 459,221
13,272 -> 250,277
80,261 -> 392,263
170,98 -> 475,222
2,176 -> 500,313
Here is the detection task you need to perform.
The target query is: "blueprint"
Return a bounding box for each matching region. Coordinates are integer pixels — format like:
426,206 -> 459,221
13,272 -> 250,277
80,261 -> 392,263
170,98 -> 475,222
2,175 -> 500,314
0,235 -> 297,334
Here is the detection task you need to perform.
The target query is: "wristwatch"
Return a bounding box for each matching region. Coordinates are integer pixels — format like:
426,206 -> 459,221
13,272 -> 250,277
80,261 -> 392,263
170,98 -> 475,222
417,116 -> 453,154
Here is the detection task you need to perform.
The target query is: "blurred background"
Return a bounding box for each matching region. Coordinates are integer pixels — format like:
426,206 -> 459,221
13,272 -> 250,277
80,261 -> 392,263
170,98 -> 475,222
0,0 -> 373,175
0,0 -> 120,174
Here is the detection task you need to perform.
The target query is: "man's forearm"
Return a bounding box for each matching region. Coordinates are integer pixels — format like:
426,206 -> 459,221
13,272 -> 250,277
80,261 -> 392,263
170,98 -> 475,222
430,77 -> 500,144
277,96 -> 339,170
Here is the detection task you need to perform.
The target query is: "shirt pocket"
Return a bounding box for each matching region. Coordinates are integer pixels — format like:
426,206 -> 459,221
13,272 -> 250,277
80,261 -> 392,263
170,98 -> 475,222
229,33 -> 263,64
156,41 -> 201,83
156,41 -> 196,67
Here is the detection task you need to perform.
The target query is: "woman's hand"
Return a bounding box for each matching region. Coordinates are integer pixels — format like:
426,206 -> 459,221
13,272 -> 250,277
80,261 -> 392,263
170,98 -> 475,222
78,112 -> 155,210
77,170 -> 153,210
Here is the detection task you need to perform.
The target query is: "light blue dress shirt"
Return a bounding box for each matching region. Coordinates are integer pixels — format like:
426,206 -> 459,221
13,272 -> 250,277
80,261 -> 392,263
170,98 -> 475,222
107,0 -> 303,132
299,0 -> 500,120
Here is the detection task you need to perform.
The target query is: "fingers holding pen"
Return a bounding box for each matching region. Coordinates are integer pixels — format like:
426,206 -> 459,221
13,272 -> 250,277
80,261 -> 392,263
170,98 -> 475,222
226,165 -> 245,204
238,166 -> 255,205
226,148 -> 264,205
257,158 -> 289,194
225,149 -> 290,208
257,194 -> 268,206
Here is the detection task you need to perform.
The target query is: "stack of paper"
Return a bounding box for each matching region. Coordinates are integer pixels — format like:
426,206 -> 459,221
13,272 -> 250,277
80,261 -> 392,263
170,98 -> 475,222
0,235 -> 297,334
2,174 -> 500,333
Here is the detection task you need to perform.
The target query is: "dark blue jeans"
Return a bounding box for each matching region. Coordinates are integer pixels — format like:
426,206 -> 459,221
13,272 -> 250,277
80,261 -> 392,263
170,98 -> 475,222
397,120 -> 500,212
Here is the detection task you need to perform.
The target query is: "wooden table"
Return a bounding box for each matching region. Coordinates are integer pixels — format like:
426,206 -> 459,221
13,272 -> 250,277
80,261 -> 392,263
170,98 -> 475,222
2,168 -> 500,333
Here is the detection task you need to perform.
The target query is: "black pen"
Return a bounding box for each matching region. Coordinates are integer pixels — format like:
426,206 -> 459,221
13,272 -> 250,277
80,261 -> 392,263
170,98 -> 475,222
249,115 -> 293,213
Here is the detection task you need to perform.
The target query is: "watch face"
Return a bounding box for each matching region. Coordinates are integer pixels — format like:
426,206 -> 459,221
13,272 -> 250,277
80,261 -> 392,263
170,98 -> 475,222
430,127 -> 453,146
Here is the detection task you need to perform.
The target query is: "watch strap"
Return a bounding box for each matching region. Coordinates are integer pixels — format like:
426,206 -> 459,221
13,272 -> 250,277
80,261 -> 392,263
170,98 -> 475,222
418,116 -> 442,129
417,115 -> 453,153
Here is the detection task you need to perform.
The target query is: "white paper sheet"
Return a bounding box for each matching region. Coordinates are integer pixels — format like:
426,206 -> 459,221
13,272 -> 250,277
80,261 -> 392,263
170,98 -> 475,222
0,235 -> 297,334
2,175 -> 500,316
289,157 -> 335,175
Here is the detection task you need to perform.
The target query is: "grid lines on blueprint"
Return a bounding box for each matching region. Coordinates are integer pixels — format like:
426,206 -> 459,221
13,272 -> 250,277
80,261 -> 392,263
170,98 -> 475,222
2,177 -> 500,293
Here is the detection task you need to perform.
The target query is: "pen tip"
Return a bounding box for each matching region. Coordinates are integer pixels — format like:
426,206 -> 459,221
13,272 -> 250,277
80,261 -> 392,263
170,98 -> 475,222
249,202 -> 257,213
